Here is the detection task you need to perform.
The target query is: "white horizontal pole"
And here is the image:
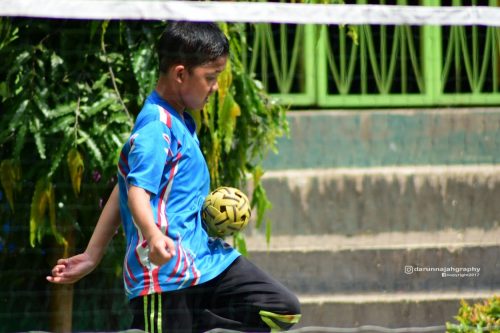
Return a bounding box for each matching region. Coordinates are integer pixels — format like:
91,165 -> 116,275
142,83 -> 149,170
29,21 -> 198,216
1,0 -> 500,26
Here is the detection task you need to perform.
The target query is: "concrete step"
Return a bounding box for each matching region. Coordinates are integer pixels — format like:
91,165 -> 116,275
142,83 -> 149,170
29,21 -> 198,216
263,108 -> 500,170
244,231 -> 500,294
251,108 -> 500,330
295,291 -> 496,329
258,165 -> 500,236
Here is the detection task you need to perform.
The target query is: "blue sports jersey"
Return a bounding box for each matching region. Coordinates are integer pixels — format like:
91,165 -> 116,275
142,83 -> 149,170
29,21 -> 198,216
117,91 -> 240,299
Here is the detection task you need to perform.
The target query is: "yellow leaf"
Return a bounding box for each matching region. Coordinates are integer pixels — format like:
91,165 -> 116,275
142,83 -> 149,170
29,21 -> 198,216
47,182 -> 68,253
202,94 -> 216,130
30,178 -> 48,248
231,101 -> 241,117
217,60 -> 232,106
67,148 -> 84,196
218,93 -> 239,152
253,166 -> 265,184
30,178 -> 67,249
207,138 -> 221,187
0,159 -> 21,210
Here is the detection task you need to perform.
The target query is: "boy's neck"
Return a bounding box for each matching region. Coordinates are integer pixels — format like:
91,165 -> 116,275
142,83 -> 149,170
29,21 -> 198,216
155,75 -> 185,116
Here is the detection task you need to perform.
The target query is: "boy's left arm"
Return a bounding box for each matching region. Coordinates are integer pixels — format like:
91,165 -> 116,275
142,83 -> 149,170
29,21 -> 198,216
47,185 -> 122,284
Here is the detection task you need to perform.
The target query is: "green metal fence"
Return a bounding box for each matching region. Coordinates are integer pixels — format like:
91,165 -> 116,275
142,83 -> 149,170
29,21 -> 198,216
246,0 -> 500,108
242,22 -> 317,106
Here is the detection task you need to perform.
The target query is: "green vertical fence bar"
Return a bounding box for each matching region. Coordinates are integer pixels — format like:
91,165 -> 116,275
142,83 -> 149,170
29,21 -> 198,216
317,24 -> 329,106
422,0 -> 442,105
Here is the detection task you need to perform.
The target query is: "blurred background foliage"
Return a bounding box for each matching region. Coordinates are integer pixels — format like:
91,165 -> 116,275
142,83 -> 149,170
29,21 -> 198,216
0,18 -> 287,331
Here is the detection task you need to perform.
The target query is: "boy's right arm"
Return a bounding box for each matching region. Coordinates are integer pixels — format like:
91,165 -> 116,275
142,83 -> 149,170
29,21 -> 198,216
47,184 -> 122,284
127,185 -> 176,266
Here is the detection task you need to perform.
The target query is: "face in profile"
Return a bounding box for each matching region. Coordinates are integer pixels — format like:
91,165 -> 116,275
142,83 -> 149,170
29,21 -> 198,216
178,55 -> 228,111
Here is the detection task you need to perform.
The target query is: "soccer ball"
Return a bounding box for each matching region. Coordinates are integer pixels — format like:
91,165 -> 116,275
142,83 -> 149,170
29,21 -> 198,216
202,186 -> 251,237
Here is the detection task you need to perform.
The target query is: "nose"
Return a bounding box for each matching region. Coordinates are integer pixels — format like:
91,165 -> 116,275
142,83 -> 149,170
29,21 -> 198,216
212,80 -> 219,93
207,82 -> 219,99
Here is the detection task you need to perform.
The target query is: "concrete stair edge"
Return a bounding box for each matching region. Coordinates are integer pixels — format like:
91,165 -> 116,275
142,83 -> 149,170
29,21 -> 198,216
295,290 -> 499,329
297,290 -> 499,304
243,228 -> 500,252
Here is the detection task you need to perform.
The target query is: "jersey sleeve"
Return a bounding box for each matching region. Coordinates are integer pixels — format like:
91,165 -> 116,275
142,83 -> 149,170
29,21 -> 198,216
126,121 -> 171,196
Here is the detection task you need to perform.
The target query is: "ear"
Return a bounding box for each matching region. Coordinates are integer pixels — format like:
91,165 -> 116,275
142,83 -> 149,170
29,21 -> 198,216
173,65 -> 186,84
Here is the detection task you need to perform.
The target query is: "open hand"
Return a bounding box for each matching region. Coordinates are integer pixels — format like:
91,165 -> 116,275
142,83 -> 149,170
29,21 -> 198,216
46,252 -> 97,284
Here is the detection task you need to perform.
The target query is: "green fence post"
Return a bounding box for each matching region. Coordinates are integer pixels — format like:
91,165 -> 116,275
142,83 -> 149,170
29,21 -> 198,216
317,24 -> 328,107
422,0 -> 442,106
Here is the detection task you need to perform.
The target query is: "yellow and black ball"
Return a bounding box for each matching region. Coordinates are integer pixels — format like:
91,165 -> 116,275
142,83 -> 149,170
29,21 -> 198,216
202,186 -> 251,237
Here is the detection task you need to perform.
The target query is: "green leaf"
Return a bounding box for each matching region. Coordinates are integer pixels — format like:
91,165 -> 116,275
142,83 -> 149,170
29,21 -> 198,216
78,129 -> 103,168
265,218 -> 272,247
251,182 -> 272,230
233,232 -> 248,257
33,131 -> 46,160
48,134 -> 71,178
0,99 -> 29,143
46,114 -> 76,134
110,132 -> 124,148
130,47 -> 156,103
81,97 -> 114,119
33,94 -> 50,119
91,72 -> 110,91
107,111 -> 133,125
100,52 -> 124,66
0,82 -> 8,100
50,52 -> 64,69
12,123 -> 27,160
445,323 -> 460,333
0,19 -> 18,50
48,102 -> 78,119
30,117 -> 46,160
11,50 -> 30,69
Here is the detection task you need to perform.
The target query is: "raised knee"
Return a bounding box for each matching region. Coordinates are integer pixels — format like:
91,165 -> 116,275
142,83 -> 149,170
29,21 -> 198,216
287,293 -> 301,316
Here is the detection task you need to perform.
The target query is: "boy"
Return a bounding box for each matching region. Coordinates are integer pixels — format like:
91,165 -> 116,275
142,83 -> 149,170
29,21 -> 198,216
47,22 -> 301,332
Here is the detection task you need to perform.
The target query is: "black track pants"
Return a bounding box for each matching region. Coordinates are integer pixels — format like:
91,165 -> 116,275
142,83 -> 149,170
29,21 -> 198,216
129,256 -> 301,333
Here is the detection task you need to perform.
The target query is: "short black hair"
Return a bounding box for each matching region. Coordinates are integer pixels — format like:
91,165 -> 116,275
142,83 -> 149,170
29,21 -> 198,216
157,21 -> 229,74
